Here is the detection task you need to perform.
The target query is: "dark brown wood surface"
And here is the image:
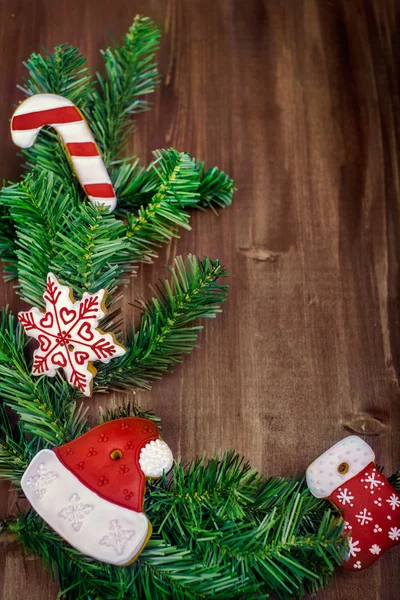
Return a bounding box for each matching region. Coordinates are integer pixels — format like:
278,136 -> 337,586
0,0 -> 399,598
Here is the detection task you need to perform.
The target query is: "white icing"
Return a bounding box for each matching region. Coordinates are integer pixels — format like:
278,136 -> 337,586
12,93 -> 73,115
306,436 -> 375,498
22,449 -> 149,566
73,155 -> 113,184
55,121 -> 95,143
139,439 -> 174,477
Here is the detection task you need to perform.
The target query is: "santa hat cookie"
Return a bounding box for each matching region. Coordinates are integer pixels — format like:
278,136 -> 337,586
21,417 -> 173,565
306,436 -> 400,571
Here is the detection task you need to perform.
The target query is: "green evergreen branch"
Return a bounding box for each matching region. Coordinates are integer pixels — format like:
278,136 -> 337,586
19,44 -> 93,104
90,15 -> 161,164
96,255 -> 228,390
1,172 -> 79,307
112,154 -> 235,213
97,399 -> 162,430
13,450 -> 345,600
0,415 -> 30,485
52,203 -> 131,297
0,309 -> 87,446
124,149 -> 200,262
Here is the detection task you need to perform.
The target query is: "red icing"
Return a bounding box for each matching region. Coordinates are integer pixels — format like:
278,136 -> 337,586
54,417 -> 160,512
84,183 -> 115,198
328,462 -> 400,570
67,142 -> 98,156
12,105 -> 82,130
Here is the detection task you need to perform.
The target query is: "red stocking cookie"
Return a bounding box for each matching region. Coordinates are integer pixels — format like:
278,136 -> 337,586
21,417 -> 174,565
306,436 -> 400,570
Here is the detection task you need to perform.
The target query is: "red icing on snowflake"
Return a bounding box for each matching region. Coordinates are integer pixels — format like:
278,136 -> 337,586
18,273 -> 126,396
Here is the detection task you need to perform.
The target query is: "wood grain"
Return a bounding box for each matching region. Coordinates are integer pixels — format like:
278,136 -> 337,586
0,0 -> 399,598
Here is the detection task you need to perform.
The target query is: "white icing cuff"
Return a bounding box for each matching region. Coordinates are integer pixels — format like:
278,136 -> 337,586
306,436 -> 375,498
139,439 -> 173,477
21,449 -> 149,566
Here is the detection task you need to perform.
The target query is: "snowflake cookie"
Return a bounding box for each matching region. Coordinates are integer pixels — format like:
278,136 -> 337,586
18,273 -> 126,396
21,417 -> 174,565
306,436 -> 400,571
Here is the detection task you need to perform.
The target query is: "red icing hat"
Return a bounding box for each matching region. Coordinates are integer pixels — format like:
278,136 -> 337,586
21,417 -> 174,565
54,417 -> 160,512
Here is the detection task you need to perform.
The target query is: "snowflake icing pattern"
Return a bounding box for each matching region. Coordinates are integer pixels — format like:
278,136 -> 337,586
18,273 -> 126,396
347,537 -> 361,557
59,493 -> 94,532
388,527 -> 400,541
360,469 -> 384,491
355,508 -> 373,526
100,520 -> 135,555
386,493 -> 400,511
25,463 -> 58,499
336,488 -> 354,506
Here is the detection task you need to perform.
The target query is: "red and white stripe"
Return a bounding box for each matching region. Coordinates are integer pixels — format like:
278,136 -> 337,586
11,93 -> 116,211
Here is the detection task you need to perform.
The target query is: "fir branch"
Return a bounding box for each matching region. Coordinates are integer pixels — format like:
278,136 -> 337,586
95,255 -> 228,390
1,172 -> 79,307
98,399 -> 162,430
0,204 -> 18,281
19,45 -> 93,105
52,203 -> 131,297
17,512 -> 253,600
147,453 -> 345,599
197,162 -> 236,211
124,149 -> 200,263
14,452 -> 345,600
112,154 -> 235,213
0,410 -> 30,485
0,309 -> 87,446
89,15 -> 161,164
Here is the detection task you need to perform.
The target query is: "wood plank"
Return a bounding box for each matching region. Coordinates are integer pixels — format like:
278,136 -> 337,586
0,0 -> 399,598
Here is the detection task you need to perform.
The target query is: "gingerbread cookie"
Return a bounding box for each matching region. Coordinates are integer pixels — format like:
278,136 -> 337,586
21,417 -> 174,565
18,273 -> 126,396
306,436 -> 400,570
11,93 -> 117,211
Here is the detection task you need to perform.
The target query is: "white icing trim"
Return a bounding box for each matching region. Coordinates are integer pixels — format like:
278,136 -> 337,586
306,436 -> 375,498
139,439 -> 174,477
22,449 -> 149,565
73,156 -> 112,184
13,93 -> 73,115
55,121 -> 95,143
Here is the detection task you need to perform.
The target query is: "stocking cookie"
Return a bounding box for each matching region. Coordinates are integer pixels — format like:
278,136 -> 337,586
306,436 -> 400,570
21,417 -> 174,565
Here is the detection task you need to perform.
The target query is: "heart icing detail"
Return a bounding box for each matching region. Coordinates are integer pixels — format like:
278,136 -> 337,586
40,312 -> 54,328
60,307 -> 76,325
38,335 -> 51,351
75,351 -> 89,365
77,322 -> 94,341
52,352 -> 67,367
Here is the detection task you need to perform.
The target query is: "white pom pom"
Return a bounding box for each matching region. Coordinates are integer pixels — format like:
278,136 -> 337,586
139,439 -> 173,478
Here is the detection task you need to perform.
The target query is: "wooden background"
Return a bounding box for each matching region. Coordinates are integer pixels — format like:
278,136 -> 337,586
0,0 -> 399,598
